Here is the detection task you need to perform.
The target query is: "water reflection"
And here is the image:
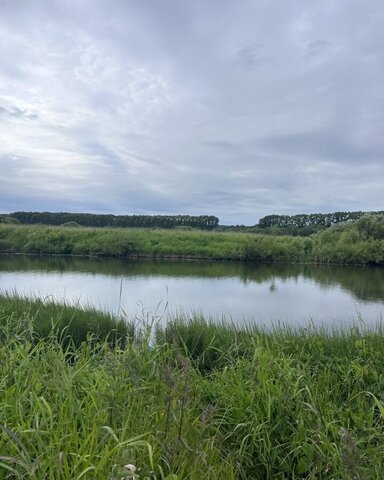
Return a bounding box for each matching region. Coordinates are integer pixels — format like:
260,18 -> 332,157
0,254 -> 383,327
1,254 -> 384,302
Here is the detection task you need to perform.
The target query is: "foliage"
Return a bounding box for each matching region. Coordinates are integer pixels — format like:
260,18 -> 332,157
0,224 -> 311,262
313,214 -> 384,265
5,209 -> 384,237
0,224 -> 312,263
218,224 -> 325,237
258,210 -> 384,229
2,303 -> 384,478
61,221 -> 81,227
0,294 -> 131,348
9,211 -> 219,230
0,215 -> 19,225
0,214 -> 383,265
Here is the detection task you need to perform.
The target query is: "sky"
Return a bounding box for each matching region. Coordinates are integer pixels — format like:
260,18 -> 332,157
0,0 -> 383,225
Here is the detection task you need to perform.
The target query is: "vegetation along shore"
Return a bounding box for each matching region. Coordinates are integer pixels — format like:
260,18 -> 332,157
1,294 -> 384,478
1,211 -> 384,476
0,211 -> 384,264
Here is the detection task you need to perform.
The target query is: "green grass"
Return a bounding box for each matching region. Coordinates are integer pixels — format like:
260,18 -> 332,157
0,293 -> 131,349
1,221 -> 383,265
0,223 -> 309,262
1,296 -> 384,478
0,223 -> 314,264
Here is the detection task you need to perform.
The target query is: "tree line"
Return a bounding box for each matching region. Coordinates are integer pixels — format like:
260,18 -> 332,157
3,210 -> 383,235
258,211 -> 384,229
7,211 -> 219,230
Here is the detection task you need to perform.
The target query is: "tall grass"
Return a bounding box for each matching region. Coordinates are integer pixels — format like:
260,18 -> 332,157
0,224 -> 311,262
1,221 -> 383,265
0,293 -> 131,348
1,299 -> 384,478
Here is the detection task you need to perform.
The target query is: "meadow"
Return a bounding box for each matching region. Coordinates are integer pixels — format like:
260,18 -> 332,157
0,214 -> 384,265
1,295 -> 384,479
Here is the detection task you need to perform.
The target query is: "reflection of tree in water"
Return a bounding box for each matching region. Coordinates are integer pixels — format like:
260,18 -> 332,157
269,282 -> 277,292
306,266 -> 384,303
238,264 -> 384,302
1,254 -> 384,303
269,275 -> 277,292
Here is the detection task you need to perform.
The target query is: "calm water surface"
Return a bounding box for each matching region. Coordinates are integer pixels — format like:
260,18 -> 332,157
1,254 -> 384,328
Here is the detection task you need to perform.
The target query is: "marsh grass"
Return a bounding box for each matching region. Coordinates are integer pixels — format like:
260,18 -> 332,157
1,221 -> 383,265
1,298 -> 384,478
0,293 -> 131,348
0,224 -> 310,262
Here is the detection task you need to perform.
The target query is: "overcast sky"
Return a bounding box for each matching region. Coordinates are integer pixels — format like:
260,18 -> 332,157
0,0 -> 383,224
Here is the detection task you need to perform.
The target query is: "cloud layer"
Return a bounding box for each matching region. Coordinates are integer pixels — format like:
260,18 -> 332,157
1,0 -> 383,224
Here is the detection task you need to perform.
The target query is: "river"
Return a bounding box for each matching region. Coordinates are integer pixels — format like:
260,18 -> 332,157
1,254 -> 383,329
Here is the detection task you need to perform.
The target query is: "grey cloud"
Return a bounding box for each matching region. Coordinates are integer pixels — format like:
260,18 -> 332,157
200,140 -> 243,154
0,106 -> 37,120
0,0 -> 384,224
233,44 -> 272,69
259,129 -> 384,165
306,39 -> 334,55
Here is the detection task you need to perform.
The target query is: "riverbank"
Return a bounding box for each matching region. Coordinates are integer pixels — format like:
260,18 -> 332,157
1,296 -> 384,478
1,221 -> 383,265
0,293 -> 130,347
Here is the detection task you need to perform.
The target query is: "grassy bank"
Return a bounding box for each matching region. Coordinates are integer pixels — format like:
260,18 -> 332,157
0,224 -> 310,262
1,297 -> 384,478
1,219 -> 384,264
0,294 -> 130,349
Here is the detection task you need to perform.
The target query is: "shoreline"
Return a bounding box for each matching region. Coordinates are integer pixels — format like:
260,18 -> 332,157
0,250 -> 378,268
1,222 -> 383,266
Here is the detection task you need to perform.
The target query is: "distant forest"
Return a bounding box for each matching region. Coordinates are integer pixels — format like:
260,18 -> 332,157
258,211 -> 384,228
3,211 -> 219,230
225,210 -> 384,236
0,210 -> 383,235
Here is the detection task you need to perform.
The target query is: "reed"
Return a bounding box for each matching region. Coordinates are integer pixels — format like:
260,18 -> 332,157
1,220 -> 383,265
0,223 -> 313,262
1,298 -> 384,478
0,293 -> 131,348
